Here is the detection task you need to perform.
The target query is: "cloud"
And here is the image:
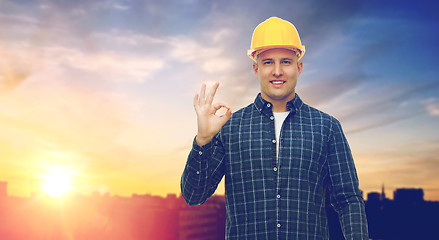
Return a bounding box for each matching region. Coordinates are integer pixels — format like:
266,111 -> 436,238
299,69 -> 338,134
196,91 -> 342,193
110,3 -> 130,11
0,42 -> 38,93
423,98 -> 439,116
0,61 -> 30,93
169,36 -> 221,62
1,43 -> 164,85
202,57 -> 235,74
298,73 -> 368,107
310,78 -> 439,134
0,13 -> 41,25
371,154 -> 439,185
49,46 -> 164,83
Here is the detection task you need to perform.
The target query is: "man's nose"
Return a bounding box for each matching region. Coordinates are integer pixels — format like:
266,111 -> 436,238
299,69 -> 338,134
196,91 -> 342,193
273,63 -> 283,77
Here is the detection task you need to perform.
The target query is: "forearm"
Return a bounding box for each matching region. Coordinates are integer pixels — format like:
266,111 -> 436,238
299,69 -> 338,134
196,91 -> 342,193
327,118 -> 369,239
180,137 -> 224,206
335,194 -> 369,240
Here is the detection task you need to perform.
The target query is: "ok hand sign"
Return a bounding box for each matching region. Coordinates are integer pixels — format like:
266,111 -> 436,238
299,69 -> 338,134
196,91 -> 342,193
193,82 -> 232,146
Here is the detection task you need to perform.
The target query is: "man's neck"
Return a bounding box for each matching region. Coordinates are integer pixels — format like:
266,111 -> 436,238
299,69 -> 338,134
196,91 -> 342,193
272,102 -> 289,112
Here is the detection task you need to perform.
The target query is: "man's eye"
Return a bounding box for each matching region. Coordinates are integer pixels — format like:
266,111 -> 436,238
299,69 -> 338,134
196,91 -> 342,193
282,60 -> 291,64
263,61 -> 273,65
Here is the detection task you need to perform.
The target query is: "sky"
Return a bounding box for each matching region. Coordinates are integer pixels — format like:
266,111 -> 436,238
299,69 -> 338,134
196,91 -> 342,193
0,0 -> 438,200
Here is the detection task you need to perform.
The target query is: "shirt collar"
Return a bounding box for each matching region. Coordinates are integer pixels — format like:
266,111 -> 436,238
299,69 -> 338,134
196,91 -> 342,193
253,93 -> 304,116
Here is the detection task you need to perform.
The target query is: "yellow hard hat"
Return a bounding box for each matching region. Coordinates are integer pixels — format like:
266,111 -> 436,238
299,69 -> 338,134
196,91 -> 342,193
248,17 -> 305,62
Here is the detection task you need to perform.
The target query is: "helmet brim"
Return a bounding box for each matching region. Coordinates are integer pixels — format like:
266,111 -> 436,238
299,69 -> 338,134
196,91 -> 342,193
247,45 -> 305,62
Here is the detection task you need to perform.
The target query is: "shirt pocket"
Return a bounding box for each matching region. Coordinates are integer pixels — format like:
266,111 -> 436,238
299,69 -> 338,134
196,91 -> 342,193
286,135 -> 326,179
293,134 -> 325,159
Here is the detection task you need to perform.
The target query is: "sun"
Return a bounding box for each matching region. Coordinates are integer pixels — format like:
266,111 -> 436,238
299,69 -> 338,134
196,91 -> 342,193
41,166 -> 74,197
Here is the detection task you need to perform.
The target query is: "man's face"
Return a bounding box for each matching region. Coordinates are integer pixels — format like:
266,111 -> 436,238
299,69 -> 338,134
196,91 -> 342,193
253,48 -> 303,107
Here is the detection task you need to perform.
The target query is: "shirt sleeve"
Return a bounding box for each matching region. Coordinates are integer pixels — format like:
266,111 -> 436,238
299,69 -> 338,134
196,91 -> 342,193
180,134 -> 226,206
327,118 -> 369,240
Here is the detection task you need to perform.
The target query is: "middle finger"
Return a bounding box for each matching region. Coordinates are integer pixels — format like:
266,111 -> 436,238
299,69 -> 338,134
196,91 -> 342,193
199,83 -> 206,105
206,82 -> 219,105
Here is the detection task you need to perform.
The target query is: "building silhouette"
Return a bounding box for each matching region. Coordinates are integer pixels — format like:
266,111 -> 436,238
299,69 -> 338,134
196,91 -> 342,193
365,187 -> 439,240
367,192 -> 381,203
381,184 -> 386,201
393,188 -> 424,205
179,195 -> 226,240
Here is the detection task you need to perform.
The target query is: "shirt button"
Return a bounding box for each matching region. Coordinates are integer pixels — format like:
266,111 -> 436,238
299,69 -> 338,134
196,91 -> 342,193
198,151 -> 203,155
276,194 -> 281,199
273,167 -> 278,172
196,171 -> 200,175
270,116 -> 274,120
267,103 -> 271,108
277,223 -> 281,228
272,139 -> 276,144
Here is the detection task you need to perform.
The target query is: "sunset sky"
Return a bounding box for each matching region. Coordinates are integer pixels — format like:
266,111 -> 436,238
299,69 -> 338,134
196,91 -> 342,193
1,0 -> 438,200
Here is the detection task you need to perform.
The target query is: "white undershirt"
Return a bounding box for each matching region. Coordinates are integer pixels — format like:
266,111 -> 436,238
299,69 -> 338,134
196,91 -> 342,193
273,112 -> 289,161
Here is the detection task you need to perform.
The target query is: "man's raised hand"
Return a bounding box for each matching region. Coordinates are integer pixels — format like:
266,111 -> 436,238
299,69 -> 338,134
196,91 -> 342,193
194,82 -> 232,146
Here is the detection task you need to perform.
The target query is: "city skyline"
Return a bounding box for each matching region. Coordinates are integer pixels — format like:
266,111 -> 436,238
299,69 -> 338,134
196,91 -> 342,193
0,179 -> 435,204
0,180 -> 432,203
1,181 -> 437,240
1,0 -> 439,200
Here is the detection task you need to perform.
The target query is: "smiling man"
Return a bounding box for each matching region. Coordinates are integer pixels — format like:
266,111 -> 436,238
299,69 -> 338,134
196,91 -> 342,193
254,48 -> 303,112
181,17 -> 368,240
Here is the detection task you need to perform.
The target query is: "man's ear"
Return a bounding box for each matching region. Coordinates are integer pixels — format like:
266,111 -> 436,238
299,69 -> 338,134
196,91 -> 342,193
253,62 -> 259,76
297,61 -> 303,76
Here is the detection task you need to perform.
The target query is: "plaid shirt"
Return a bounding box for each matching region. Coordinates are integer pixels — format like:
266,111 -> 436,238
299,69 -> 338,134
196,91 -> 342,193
181,93 -> 368,240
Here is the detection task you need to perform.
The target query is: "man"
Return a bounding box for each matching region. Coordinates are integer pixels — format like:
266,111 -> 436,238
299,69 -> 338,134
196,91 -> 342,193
181,17 -> 368,240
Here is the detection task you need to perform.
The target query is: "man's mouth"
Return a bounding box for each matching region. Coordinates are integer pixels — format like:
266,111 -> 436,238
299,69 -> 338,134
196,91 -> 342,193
270,80 -> 286,85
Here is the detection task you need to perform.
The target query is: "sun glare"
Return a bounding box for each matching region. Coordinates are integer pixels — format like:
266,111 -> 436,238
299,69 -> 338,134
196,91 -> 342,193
41,166 -> 74,197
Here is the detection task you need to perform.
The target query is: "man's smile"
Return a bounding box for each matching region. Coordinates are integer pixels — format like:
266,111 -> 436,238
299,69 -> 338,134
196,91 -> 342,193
270,80 -> 286,86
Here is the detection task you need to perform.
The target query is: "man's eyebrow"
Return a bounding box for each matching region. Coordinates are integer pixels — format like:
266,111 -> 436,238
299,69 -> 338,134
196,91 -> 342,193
261,57 -> 294,61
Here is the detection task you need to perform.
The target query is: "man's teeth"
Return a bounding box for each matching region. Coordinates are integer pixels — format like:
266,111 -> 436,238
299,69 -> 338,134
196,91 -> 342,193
272,81 -> 284,84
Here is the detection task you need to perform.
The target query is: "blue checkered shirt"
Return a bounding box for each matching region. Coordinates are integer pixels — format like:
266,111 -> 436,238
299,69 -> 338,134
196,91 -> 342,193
181,93 -> 368,240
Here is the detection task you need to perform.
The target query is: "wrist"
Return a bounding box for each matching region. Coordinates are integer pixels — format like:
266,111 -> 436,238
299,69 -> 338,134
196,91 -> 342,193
195,135 -> 212,146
